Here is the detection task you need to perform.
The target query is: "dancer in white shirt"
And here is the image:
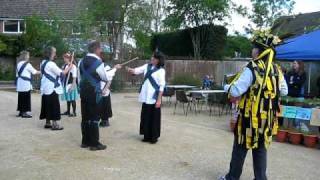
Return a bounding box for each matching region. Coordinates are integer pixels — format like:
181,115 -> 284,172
61,52 -> 79,117
39,46 -> 73,130
16,51 -> 40,118
127,51 -> 166,144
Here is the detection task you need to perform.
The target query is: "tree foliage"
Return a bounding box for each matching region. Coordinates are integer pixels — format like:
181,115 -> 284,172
224,35 -> 252,58
22,15 -> 68,57
164,0 -> 230,59
249,0 -> 295,29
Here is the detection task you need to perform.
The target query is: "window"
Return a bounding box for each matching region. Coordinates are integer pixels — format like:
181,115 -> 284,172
3,20 -> 25,34
72,23 -> 82,35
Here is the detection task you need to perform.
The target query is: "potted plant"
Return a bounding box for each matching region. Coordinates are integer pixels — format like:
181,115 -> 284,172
276,128 -> 289,143
288,129 -> 303,145
303,131 -> 318,148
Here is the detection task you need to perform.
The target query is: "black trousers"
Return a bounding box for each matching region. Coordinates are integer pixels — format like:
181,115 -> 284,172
17,91 -> 31,112
140,103 -> 161,141
226,137 -> 267,180
81,99 -> 100,147
98,95 -> 113,121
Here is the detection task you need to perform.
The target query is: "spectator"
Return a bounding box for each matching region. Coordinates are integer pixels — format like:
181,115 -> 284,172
285,61 -> 306,97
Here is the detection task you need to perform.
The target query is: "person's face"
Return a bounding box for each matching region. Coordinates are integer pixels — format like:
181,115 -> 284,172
292,61 -> 299,71
51,48 -> 57,61
95,46 -> 102,57
26,53 -> 30,61
63,56 -> 69,63
251,48 -> 260,59
151,56 -> 159,66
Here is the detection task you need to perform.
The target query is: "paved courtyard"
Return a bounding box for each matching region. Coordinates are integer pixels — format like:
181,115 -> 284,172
0,90 -> 319,180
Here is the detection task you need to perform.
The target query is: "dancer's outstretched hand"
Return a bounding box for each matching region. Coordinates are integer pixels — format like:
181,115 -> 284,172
114,64 -> 122,69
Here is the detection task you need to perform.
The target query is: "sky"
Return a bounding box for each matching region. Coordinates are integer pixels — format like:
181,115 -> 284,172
229,0 -> 320,34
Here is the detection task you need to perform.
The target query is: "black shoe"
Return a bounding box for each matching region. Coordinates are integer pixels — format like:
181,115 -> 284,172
16,112 -> 22,117
44,124 -> 52,129
51,125 -> 64,131
99,121 -> 110,127
89,144 -> 107,151
142,139 -> 150,142
150,139 -> 158,144
81,144 -> 89,148
21,113 -> 32,118
61,111 -> 70,116
69,113 -> 76,117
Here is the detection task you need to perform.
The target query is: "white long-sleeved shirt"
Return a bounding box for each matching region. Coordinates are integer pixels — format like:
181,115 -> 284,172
101,65 -> 117,97
134,64 -> 166,104
40,60 -> 63,95
16,61 -> 37,92
224,67 -> 288,97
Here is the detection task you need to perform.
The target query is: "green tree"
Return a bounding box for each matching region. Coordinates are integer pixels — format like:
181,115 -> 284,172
224,35 -> 252,58
81,0 -> 132,60
22,15 -> 68,57
164,0 -> 230,59
249,0 -> 295,29
125,0 -> 154,58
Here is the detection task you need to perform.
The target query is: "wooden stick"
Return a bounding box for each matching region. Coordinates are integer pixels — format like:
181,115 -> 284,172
120,57 -> 139,66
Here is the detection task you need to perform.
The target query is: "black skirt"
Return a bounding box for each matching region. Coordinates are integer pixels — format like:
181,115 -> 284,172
40,92 -> 61,121
17,91 -> 31,112
98,95 -> 113,121
140,103 -> 161,140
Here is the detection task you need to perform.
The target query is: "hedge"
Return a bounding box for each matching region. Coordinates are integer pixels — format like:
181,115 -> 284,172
151,24 -> 228,60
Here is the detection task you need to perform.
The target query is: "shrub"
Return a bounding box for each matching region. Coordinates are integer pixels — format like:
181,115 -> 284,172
171,73 -> 202,87
151,24 -> 228,60
0,35 -> 24,57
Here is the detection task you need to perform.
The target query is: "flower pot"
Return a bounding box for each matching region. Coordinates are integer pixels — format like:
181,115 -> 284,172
288,132 -> 303,145
230,121 -> 236,132
276,130 -> 288,143
303,135 -> 318,148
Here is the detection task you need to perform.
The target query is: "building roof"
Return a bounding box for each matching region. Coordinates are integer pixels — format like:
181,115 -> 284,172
0,0 -> 86,20
272,11 -> 320,39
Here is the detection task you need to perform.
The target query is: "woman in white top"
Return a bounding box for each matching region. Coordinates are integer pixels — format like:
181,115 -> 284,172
16,51 -> 40,118
39,46 -> 73,130
60,52 -> 79,117
127,51 -> 166,144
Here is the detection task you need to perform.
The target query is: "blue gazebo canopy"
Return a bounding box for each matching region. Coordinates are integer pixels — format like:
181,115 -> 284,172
276,29 -> 320,61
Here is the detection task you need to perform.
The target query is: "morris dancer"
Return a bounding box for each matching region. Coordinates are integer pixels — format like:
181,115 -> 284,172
61,52 -> 79,117
16,50 -> 40,118
219,30 -> 288,180
79,41 -> 121,151
127,51 -> 166,144
40,46 -> 73,130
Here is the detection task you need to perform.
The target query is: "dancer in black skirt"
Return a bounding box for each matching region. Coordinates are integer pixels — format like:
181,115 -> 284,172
39,46 -> 73,130
99,63 -> 119,127
127,51 -> 166,144
79,41 -> 122,151
16,51 -> 40,118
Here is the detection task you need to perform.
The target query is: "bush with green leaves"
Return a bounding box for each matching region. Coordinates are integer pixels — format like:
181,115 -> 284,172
0,35 -> 24,57
151,24 -> 227,60
224,35 -> 252,58
171,73 -> 202,87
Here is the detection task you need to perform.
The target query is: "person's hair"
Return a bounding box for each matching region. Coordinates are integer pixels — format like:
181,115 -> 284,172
293,60 -> 305,75
43,46 -> 56,60
17,50 -> 30,62
153,51 -> 165,68
88,41 -> 101,53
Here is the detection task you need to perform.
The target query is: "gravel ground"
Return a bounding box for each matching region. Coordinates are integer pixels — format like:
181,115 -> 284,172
0,90 -> 319,180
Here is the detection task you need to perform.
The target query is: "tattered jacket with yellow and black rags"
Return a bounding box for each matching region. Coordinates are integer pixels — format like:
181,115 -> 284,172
235,50 -> 284,150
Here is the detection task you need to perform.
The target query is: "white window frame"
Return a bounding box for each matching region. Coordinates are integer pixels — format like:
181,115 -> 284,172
72,22 -> 82,35
2,19 -> 25,34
